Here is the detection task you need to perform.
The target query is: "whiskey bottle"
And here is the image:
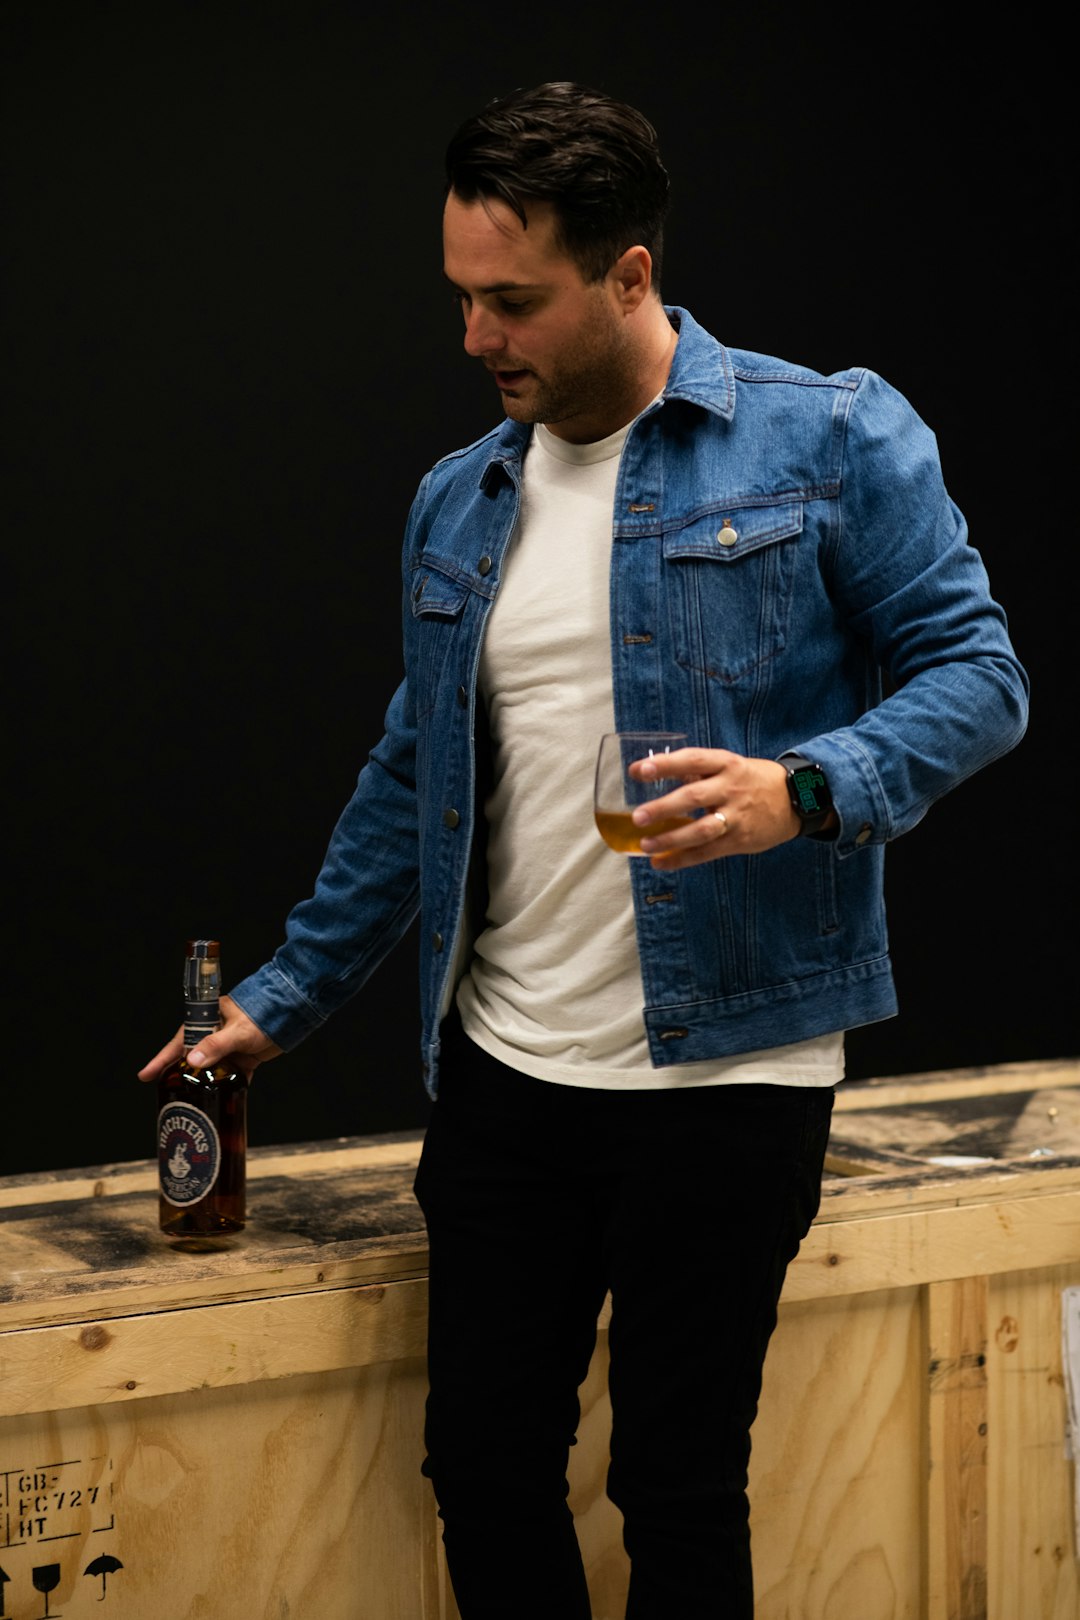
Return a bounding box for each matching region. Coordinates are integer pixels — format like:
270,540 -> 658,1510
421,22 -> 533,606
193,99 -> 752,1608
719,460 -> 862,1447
157,939 -> 248,1240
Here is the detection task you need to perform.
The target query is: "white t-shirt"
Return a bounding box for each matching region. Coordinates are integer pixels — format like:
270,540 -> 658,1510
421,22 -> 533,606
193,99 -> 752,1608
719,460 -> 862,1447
455,419 -> 843,1090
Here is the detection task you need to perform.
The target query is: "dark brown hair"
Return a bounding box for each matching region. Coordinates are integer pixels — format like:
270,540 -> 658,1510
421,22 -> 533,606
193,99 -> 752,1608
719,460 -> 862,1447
445,82 -> 670,290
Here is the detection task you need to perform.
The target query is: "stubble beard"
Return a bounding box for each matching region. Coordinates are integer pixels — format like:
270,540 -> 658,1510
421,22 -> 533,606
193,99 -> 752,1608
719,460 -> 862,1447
497,304 -> 640,436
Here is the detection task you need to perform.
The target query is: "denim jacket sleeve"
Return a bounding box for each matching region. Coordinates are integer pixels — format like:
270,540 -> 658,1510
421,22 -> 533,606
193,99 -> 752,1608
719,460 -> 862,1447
226,484 -> 433,1049
226,676 -> 422,1048
795,369 -> 1029,856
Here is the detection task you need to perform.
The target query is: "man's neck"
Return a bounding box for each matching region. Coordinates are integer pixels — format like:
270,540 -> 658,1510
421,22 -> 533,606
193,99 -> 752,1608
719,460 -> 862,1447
544,298 -> 678,445
623,299 -> 678,421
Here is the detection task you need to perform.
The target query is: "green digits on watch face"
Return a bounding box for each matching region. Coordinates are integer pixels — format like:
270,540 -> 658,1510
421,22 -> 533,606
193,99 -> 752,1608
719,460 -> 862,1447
778,754 -> 835,838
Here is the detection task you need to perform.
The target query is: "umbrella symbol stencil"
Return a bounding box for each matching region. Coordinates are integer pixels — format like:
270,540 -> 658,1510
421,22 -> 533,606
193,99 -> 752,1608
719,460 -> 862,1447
84,1556 -> 124,1600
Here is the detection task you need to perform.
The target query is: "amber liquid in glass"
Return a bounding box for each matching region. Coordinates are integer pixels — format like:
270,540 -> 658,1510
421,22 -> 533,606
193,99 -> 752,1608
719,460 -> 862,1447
594,810 -> 696,854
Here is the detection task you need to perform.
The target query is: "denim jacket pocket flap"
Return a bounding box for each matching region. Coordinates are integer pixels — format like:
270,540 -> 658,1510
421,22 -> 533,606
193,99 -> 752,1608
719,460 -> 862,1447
410,566 -> 472,620
661,500 -> 803,564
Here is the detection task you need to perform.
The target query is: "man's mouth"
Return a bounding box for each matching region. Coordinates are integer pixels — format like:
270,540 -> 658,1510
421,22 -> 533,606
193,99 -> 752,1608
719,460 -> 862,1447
491,368 -> 531,391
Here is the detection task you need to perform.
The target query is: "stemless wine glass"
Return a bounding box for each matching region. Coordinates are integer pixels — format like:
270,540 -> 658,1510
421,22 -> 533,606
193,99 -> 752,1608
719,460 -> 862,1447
594,732 -> 690,855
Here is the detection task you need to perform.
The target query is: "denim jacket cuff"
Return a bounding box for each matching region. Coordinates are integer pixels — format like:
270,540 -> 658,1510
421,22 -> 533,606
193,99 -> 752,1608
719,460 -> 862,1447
229,964 -> 329,1051
797,732 -> 893,857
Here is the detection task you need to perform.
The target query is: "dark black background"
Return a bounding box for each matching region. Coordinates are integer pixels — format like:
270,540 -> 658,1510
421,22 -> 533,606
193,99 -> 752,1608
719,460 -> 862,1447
3,4 -> 1072,1176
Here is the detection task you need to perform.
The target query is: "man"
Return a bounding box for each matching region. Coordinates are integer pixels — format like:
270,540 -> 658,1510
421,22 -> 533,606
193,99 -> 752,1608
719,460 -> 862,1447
141,83 -> 1028,1618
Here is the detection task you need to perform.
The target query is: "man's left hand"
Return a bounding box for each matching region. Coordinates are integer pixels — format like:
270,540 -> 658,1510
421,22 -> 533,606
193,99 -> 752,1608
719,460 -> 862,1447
629,748 -> 803,870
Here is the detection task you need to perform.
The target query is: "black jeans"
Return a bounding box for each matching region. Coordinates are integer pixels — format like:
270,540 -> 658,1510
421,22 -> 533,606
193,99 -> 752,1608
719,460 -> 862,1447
414,1018 -> 834,1620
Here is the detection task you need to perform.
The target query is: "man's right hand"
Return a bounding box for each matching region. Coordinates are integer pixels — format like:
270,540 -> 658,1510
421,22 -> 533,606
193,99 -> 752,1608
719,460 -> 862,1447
137,995 -> 283,1083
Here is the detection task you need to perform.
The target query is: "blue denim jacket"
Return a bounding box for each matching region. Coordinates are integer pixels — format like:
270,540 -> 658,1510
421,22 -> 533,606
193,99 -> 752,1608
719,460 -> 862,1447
231,308 -> 1028,1096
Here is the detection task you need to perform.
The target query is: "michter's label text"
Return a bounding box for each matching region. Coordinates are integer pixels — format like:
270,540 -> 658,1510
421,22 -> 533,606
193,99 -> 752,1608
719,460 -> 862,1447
158,1103 -> 222,1205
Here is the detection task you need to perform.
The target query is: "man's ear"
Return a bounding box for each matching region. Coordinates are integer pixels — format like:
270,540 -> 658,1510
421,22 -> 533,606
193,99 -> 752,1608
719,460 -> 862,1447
610,244 -> 653,312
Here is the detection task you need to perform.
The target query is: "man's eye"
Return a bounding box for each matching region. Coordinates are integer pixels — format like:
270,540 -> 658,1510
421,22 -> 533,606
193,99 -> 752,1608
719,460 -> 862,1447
499,298 -> 530,313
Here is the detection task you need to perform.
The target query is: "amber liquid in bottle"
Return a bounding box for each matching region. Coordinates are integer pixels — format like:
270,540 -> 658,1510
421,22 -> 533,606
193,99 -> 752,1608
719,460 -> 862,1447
157,939 -> 248,1244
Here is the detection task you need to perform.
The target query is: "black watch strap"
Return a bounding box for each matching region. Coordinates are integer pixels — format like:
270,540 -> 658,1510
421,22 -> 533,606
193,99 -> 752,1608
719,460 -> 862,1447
778,754 -> 835,837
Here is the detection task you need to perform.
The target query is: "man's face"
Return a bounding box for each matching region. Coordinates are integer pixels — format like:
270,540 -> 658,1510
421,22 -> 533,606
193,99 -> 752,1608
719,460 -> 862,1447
442,190 -> 640,444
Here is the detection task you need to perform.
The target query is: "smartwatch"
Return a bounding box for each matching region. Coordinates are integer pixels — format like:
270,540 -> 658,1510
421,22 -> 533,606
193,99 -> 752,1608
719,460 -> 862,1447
777,754 -> 835,838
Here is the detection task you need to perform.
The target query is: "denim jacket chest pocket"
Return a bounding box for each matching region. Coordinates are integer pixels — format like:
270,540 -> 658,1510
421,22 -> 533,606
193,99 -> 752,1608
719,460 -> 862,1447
661,499 -> 803,685
409,561 -> 473,718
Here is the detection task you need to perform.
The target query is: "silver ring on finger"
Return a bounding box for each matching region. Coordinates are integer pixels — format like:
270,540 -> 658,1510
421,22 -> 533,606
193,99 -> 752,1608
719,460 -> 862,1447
713,810 -> 729,833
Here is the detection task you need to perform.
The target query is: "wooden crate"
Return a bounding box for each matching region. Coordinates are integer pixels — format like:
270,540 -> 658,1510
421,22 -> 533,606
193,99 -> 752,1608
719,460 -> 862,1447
1,1060 -> 1077,1620
753,1057 -> 1080,1620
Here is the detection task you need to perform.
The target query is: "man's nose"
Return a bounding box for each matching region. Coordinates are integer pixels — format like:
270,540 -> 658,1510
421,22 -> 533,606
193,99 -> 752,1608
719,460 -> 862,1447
462,303 -> 505,358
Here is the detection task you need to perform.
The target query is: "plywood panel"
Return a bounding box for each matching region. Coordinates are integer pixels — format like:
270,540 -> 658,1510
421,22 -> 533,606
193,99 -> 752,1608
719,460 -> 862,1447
0,1280 -> 428,1419
987,1263 -> 1080,1620
833,1059 -> 1079,1112
0,1361 -> 444,1620
926,1276 -> 989,1619
788,1189 -> 1080,1303
750,1287 -> 925,1620
0,1163 -> 430,1335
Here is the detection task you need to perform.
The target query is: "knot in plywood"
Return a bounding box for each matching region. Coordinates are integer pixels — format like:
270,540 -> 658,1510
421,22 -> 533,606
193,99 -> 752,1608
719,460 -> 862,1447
994,1314 -> 1020,1353
79,1323 -> 112,1351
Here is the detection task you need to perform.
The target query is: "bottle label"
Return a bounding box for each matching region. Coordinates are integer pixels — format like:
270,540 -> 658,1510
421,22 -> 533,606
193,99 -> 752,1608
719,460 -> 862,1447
158,1103 -> 221,1206
183,997 -> 221,1050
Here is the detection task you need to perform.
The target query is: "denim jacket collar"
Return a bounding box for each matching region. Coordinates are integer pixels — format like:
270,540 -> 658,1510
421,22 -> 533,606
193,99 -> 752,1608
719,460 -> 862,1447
659,305 -> 736,420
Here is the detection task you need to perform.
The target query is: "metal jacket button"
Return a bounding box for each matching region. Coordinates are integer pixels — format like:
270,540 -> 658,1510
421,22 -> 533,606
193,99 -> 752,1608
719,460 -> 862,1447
432,931 -> 444,952
717,521 -> 738,547
855,824 -> 873,845
477,555 -> 493,576
443,808 -> 460,829
457,685 -> 468,708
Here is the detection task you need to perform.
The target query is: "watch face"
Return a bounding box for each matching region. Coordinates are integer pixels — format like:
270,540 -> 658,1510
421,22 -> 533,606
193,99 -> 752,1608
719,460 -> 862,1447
791,765 -> 828,816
